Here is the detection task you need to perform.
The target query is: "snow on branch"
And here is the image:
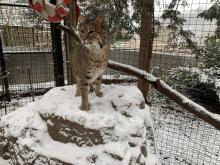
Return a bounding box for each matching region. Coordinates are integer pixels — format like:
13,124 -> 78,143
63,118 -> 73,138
108,60 -> 220,131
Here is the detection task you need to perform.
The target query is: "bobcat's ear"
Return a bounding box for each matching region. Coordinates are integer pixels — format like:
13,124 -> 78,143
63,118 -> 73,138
78,15 -> 87,24
95,16 -> 105,27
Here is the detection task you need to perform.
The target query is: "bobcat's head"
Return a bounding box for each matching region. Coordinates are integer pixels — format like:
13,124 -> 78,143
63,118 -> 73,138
78,16 -> 108,49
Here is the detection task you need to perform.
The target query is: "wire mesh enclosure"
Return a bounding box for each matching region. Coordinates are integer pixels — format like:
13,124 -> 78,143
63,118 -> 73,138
151,91 -> 220,164
0,3 -> 54,114
151,1 -> 220,164
0,0 -> 220,164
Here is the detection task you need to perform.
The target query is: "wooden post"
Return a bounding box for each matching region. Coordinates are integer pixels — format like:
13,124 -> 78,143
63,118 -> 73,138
65,1 -> 78,85
138,0 -> 154,103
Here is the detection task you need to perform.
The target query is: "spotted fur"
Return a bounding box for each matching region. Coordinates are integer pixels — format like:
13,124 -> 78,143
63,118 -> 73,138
69,16 -> 109,111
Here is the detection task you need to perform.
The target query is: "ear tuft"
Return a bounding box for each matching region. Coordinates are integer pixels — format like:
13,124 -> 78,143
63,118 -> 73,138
95,16 -> 105,27
78,15 -> 87,24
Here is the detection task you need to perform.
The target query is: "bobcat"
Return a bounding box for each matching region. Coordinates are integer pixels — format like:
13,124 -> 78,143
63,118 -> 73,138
69,16 -> 109,111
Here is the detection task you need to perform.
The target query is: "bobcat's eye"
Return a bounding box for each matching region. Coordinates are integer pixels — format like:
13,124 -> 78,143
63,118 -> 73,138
80,30 -> 84,34
88,29 -> 95,34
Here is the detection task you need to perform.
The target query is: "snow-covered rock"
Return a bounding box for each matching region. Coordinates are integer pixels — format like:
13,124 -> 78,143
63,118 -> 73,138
0,85 -> 160,165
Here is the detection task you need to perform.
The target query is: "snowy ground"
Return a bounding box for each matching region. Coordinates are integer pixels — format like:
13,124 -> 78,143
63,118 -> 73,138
0,158 -> 9,165
150,91 -> 220,165
0,85 -> 159,165
0,85 -> 219,165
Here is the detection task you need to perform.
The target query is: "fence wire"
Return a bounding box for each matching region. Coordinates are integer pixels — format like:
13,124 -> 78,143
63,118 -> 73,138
0,1 -> 219,165
151,90 -> 220,165
150,1 -> 220,164
0,3 -> 55,114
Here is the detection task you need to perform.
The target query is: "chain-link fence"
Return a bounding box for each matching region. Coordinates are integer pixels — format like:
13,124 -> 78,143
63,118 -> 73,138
0,0 -> 219,164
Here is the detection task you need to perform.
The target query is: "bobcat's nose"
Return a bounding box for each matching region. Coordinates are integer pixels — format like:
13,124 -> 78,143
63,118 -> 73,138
84,40 -> 89,44
84,39 -> 94,45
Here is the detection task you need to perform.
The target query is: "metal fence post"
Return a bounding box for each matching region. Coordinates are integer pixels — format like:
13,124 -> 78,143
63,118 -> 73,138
50,0 -> 65,87
0,36 -> 11,102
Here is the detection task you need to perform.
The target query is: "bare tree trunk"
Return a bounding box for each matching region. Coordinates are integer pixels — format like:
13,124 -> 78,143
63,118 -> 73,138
65,2 -> 78,84
138,0 -> 154,103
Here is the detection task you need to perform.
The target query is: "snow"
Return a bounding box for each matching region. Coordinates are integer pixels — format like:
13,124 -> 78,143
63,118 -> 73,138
159,80 -> 220,128
0,85 -> 159,164
172,67 -> 220,90
108,60 -> 220,129
151,91 -> 220,165
214,114 -> 220,121
108,60 -> 157,82
36,85 -> 146,129
0,158 -> 10,165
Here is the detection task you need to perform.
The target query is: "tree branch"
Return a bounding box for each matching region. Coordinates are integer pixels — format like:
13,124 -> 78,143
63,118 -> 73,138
57,24 -> 83,45
108,60 -> 220,131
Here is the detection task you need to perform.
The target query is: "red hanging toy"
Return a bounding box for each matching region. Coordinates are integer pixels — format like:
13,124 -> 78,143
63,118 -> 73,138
28,0 -> 80,23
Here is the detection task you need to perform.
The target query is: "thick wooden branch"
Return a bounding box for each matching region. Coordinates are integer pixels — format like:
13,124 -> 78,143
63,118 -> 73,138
108,60 -> 220,130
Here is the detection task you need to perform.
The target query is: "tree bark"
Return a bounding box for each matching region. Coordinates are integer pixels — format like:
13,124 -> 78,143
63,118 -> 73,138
138,0 -> 154,103
65,1 -> 78,84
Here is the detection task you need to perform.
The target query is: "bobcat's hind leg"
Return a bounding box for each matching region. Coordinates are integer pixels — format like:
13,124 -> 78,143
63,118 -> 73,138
95,76 -> 103,97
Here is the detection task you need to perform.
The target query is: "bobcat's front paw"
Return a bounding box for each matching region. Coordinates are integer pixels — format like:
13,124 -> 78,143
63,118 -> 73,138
75,93 -> 81,97
96,91 -> 103,97
80,105 -> 89,111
